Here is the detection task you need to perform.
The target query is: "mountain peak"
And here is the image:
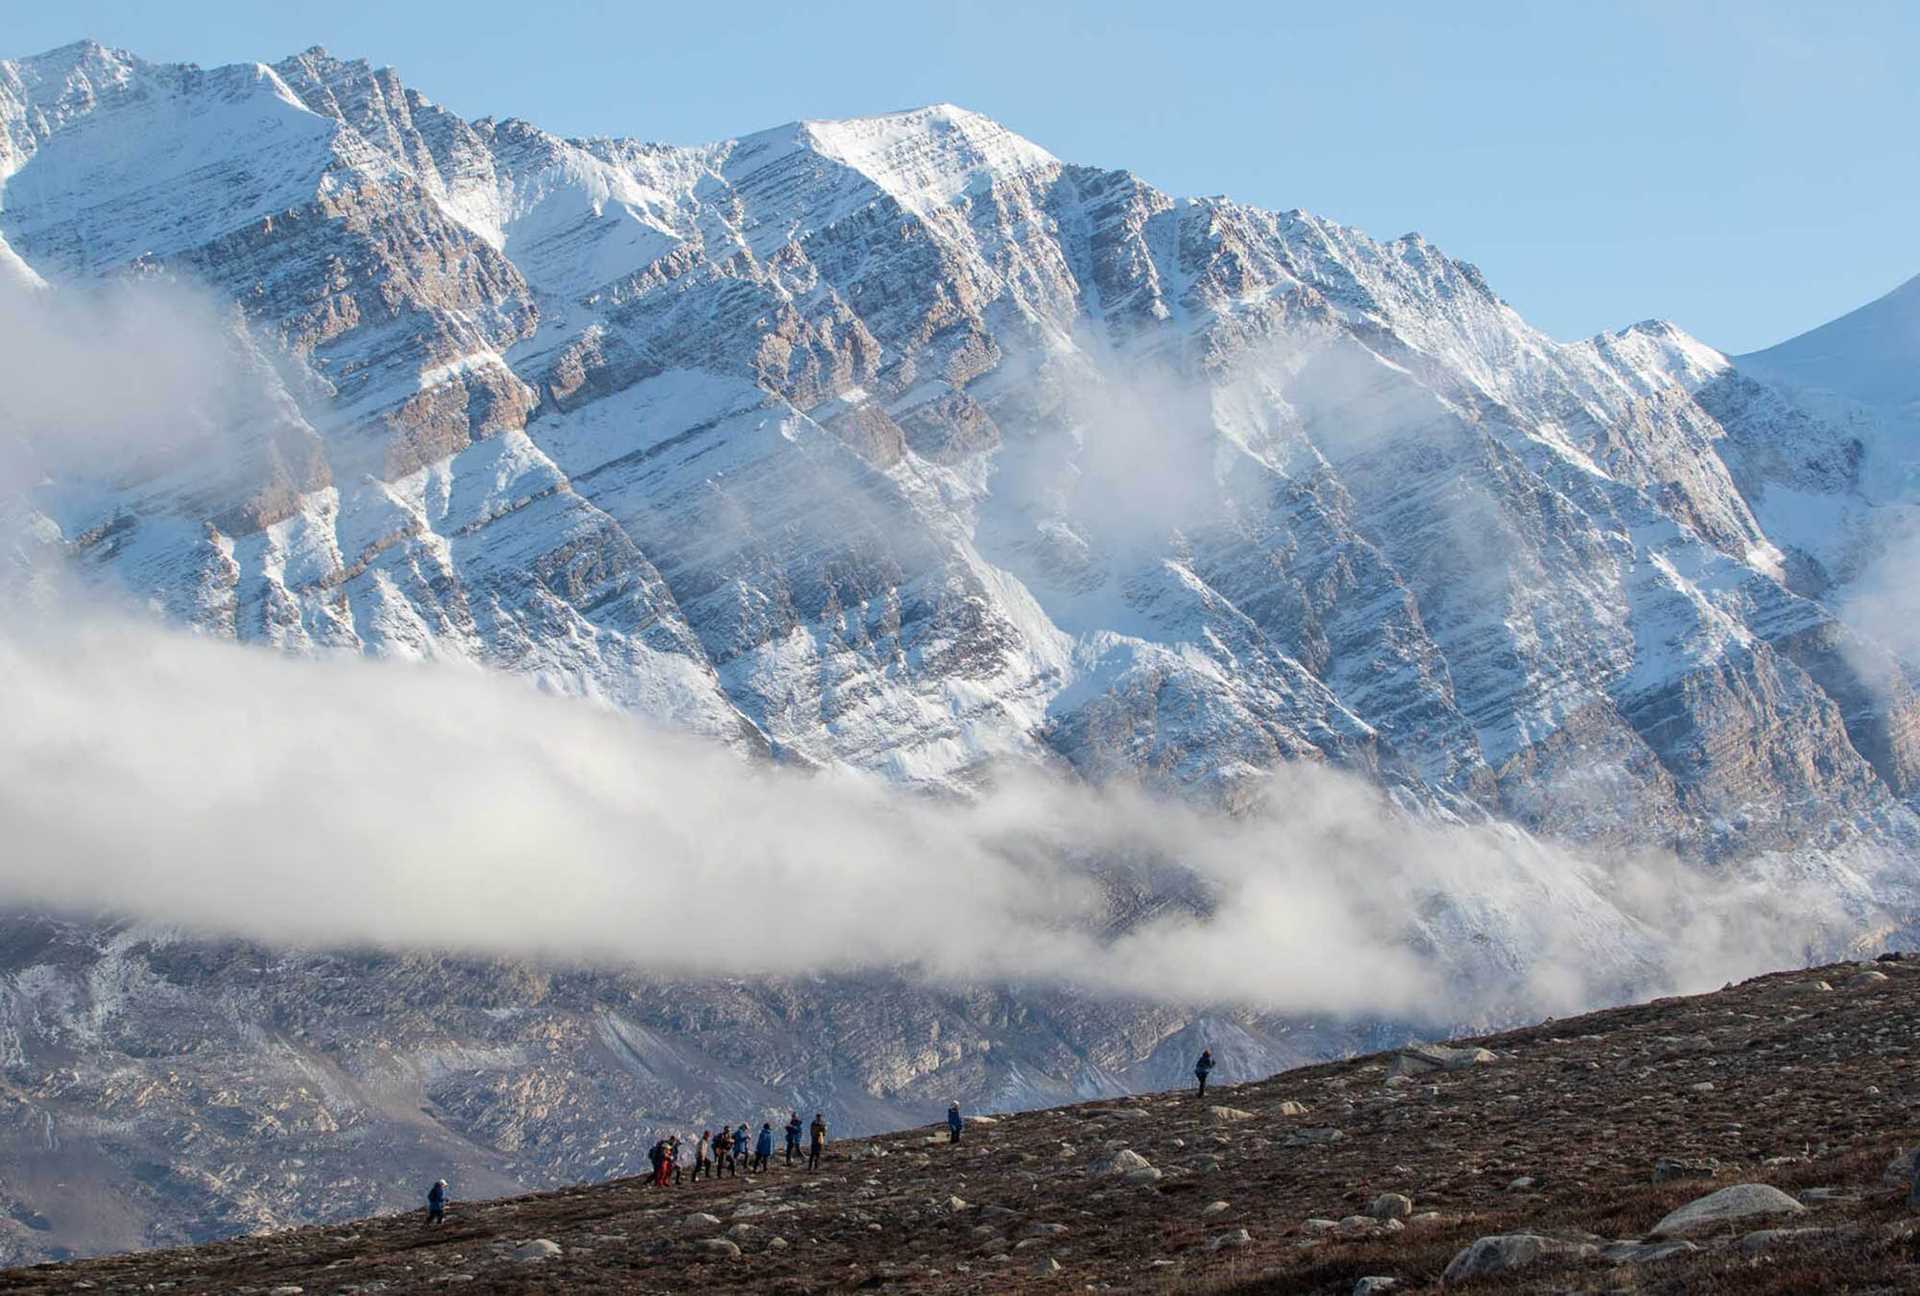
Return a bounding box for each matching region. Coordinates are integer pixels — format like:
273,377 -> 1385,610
1737,271 -> 1920,412
782,103 -> 1057,212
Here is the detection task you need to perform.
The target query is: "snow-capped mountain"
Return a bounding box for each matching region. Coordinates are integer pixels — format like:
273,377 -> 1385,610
2,38 -> 1918,1261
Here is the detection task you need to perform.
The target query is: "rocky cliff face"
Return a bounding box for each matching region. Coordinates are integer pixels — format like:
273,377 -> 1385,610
2,38 -> 1918,1263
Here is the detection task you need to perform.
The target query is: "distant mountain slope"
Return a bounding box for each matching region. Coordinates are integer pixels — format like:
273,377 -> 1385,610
1740,273 -> 1920,416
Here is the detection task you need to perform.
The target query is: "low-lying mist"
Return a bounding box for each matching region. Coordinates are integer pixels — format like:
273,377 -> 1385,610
0,607 -> 1870,1027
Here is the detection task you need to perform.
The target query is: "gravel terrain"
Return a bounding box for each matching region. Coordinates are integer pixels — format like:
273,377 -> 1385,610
4,959 -> 1916,1293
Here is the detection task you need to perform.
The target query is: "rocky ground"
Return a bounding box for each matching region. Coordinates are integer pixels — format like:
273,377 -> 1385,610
3,960 -> 1918,1294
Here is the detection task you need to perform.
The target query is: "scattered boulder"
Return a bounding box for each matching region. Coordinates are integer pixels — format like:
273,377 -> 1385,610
1033,1256 -> 1061,1274
1368,1193 -> 1413,1221
1202,1200 -> 1231,1216
1209,1106 -> 1256,1122
1651,1184 -> 1807,1236
693,1238 -> 741,1259
1653,1157 -> 1718,1183
511,1240 -> 561,1262
1209,1228 -> 1252,1251
945,1196 -> 969,1213
1442,1235 -> 1596,1282
1353,1280 -> 1398,1296
1276,1100 -> 1310,1116
1125,1167 -> 1164,1186
725,1223 -> 754,1240
1849,970 -> 1890,987
1389,1043 -> 1495,1077
1738,1227 -> 1831,1256
1601,1239 -> 1698,1263
768,1237 -> 788,1249
1102,1149 -> 1153,1175
1506,1176 -> 1536,1192
681,1212 -> 722,1234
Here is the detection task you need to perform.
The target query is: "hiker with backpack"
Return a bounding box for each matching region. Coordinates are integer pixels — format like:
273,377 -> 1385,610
946,1101 -> 964,1144
753,1122 -> 774,1172
1195,1048 -> 1215,1098
785,1111 -> 803,1165
693,1130 -> 712,1182
808,1112 -> 828,1170
425,1179 -> 448,1225
732,1123 -> 749,1170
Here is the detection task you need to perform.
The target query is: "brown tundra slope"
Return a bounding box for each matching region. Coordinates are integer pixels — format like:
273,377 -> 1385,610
3,960 -> 1917,1295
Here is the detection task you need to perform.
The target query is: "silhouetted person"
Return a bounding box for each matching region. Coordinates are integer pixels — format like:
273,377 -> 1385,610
732,1124 -> 749,1170
1195,1048 -> 1214,1098
754,1122 -> 774,1172
714,1124 -> 733,1177
693,1130 -> 712,1182
785,1111 -> 803,1165
648,1138 -> 669,1187
946,1101 -> 964,1144
808,1112 -> 828,1170
426,1179 -> 447,1225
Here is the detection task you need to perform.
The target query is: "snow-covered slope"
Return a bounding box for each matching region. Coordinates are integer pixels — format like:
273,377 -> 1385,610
3,37 -> 1920,1263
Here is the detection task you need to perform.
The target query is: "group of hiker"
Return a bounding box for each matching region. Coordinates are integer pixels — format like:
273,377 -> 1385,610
644,1110 -> 828,1189
426,1050 -> 1222,1222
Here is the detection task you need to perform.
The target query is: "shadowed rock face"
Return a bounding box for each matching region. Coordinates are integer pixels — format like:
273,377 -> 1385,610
5,39 -> 1920,1266
1,961 -> 1915,1290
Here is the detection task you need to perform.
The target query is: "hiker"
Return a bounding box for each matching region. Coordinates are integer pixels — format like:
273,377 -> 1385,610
715,1124 -> 733,1177
1195,1048 -> 1215,1098
946,1101 -> 964,1144
426,1178 -> 448,1225
808,1112 -> 828,1171
693,1130 -> 712,1182
648,1138 -> 669,1187
732,1123 -> 749,1171
668,1135 -> 684,1186
785,1111 -> 803,1165
754,1122 -> 774,1172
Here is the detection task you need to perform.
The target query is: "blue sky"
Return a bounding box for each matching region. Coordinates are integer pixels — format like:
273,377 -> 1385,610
7,0 -> 1916,352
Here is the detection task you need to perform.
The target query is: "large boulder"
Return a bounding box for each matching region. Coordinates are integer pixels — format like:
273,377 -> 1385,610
1442,1234 -> 1595,1283
1101,1149 -> 1154,1175
1390,1044 -> 1496,1077
512,1239 -> 561,1262
1368,1193 -> 1414,1221
1651,1184 -> 1806,1236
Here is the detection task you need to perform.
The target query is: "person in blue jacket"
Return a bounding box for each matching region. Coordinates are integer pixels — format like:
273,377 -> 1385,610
753,1121 -> 774,1172
1195,1048 -> 1215,1098
946,1101 -> 964,1144
426,1179 -> 448,1225
784,1111 -> 804,1165
732,1124 -> 749,1169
